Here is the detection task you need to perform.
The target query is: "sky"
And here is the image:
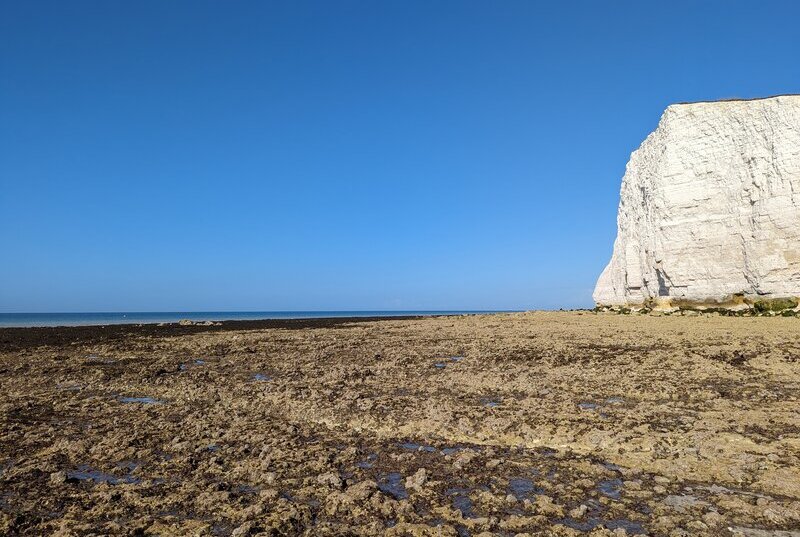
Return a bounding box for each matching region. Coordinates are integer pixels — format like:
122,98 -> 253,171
1,1 -> 798,312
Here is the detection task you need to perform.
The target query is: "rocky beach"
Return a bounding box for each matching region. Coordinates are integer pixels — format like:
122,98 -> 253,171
3,2 -> 799,536
1,312 -> 799,536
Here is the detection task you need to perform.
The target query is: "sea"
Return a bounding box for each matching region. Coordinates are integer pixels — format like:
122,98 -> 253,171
0,311 -> 514,328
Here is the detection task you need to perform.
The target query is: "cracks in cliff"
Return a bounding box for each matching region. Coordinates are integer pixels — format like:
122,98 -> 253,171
765,117 -> 798,205
596,96 -> 800,307
740,156 -> 763,295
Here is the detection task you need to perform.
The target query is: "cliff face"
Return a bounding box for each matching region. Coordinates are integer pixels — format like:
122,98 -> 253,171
594,95 -> 800,307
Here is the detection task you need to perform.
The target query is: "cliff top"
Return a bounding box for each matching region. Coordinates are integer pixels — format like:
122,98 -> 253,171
673,93 -> 800,106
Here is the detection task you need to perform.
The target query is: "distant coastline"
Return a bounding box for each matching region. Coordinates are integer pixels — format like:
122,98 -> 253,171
0,310 -> 517,328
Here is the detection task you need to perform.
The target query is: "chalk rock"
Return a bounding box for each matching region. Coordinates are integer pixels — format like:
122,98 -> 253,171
594,95 -> 800,307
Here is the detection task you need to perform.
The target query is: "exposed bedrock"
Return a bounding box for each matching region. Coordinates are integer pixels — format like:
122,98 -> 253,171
594,95 -> 800,308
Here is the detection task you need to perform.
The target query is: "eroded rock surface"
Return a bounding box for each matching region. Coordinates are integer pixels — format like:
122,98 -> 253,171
595,95 -> 800,308
2,312 -> 800,535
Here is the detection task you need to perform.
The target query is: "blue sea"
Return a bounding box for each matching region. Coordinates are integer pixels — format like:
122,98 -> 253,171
0,311 -> 513,328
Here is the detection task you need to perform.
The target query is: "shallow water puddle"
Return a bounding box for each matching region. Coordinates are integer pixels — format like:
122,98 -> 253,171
508,477 -> 543,500
400,442 -> 437,453
433,363 -> 447,369
377,472 -> 408,499
356,453 -> 377,469
450,356 -> 465,362
85,355 -> 115,365
180,359 -> 207,371
232,484 -> 260,496
116,461 -> 138,472
67,463 -> 140,485
606,518 -> 646,534
481,397 -> 501,408
252,373 -> 271,382
118,396 -> 164,405
578,402 -> 599,411
598,478 -> 623,500
456,527 -> 471,537
445,487 -> 475,518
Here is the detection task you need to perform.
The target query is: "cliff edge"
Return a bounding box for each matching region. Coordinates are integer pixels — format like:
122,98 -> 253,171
594,95 -> 800,309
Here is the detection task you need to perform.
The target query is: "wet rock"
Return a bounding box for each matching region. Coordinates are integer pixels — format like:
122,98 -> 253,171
534,495 -> 564,517
386,522 -> 459,536
404,468 -> 427,492
569,504 -> 589,519
49,470 -> 68,485
317,471 -> 344,489
623,480 -> 641,490
686,520 -> 709,531
663,494 -> 707,512
453,450 -> 479,470
231,521 -> 256,537
498,514 -> 549,532
729,528 -> 800,537
702,510 -> 724,527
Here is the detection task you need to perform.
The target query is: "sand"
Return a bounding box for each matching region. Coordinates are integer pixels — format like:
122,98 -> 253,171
1,311 -> 799,536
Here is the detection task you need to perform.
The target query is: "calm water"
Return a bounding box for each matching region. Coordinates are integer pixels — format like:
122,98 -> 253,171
0,311 -> 512,328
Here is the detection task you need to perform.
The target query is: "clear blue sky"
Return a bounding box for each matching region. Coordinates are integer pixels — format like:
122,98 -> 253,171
1,1 -> 798,312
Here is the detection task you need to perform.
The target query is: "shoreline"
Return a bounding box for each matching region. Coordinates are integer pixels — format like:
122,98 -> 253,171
0,314 -> 437,352
2,308 -> 791,352
0,310 -> 519,329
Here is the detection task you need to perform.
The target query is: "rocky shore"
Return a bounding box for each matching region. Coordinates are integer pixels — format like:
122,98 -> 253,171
1,312 -> 799,536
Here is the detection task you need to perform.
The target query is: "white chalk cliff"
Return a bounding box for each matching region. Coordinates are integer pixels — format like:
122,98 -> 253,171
594,95 -> 800,307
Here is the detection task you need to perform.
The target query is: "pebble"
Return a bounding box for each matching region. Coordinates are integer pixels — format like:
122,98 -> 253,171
569,504 -> 589,519
231,521 -> 255,537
